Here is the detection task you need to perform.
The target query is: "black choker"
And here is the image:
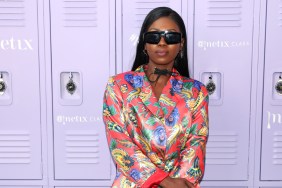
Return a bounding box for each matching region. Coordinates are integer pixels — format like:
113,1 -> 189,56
148,67 -> 173,83
153,67 -> 173,76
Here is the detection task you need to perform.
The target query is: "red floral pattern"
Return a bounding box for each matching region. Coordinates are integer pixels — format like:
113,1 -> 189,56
103,65 -> 209,188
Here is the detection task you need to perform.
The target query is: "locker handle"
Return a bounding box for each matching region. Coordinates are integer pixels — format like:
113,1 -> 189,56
0,73 -> 6,95
66,72 -> 76,95
206,75 -> 216,95
275,75 -> 282,95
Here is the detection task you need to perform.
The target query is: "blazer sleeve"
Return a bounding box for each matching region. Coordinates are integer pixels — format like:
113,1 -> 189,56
102,77 -> 169,188
169,83 -> 209,187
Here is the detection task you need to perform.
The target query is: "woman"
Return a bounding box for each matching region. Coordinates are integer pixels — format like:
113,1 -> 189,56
103,7 -> 209,188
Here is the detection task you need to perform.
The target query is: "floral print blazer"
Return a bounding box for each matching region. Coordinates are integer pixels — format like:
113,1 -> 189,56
102,65 -> 209,188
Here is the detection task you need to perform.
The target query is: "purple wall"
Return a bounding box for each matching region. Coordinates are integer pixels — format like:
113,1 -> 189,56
0,0 -> 281,188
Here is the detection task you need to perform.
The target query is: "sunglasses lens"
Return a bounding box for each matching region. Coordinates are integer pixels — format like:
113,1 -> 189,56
144,31 -> 181,44
165,32 -> 181,44
144,33 -> 160,44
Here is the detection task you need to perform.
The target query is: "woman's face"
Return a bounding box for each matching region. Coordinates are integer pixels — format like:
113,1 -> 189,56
144,17 -> 184,66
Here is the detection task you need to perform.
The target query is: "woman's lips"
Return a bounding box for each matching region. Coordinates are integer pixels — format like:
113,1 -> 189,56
156,50 -> 168,56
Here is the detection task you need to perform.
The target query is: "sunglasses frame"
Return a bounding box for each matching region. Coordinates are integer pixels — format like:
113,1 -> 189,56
143,30 -> 182,45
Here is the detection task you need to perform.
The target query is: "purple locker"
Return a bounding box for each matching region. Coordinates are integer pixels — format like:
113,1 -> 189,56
260,0 -> 282,181
194,0 -> 254,180
0,0 -> 42,179
50,0 -> 113,180
120,0 -> 182,72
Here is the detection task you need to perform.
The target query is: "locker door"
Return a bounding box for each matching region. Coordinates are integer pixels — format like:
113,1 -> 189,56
260,0 -> 282,181
120,0 -> 182,72
50,0 -> 113,180
194,0 -> 254,180
0,0 -> 42,179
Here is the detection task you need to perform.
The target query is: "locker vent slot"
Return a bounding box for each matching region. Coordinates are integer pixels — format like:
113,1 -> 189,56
134,0 -> 170,28
0,0 -> 25,27
65,130 -> 100,164
207,0 -> 242,27
63,0 -> 97,27
206,132 -> 238,165
279,0 -> 282,27
0,131 -> 31,163
273,131 -> 282,165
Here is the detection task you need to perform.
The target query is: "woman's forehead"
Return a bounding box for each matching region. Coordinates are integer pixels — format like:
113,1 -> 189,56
147,17 -> 180,32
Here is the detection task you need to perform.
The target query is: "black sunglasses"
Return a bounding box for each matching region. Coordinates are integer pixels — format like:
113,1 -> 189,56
143,30 -> 182,45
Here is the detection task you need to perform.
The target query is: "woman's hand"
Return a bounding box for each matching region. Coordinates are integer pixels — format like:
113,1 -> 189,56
184,180 -> 196,188
159,176 -> 196,188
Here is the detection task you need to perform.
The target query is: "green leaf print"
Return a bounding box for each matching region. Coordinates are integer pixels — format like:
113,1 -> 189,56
144,101 -> 151,106
131,106 -> 139,111
153,102 -> 161,108
190,138 -> 201,147
189,123 -> 198,135
146,117 -> 156,126
108,105 -> 116,115
167,152 -> 178,160
183,82 -> 193,90
162,107 -> 168,115
108,122 -> 123,133
131,129 -> 135,138
181,116 -> 189,128
186,123 -> 197,135
142,129 -> 153,141
110,139 -> 117,150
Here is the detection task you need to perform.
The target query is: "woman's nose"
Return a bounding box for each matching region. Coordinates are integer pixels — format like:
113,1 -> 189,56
158,36 -> 167,45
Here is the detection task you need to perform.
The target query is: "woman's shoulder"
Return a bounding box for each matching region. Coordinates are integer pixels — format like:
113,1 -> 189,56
181,76 -> 206,88
108,70 -> 137,82
106,70 -> 142,91
181,76 -> 208,97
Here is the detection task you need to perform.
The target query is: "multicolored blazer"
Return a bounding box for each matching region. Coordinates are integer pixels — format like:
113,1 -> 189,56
102,65 -> 209,188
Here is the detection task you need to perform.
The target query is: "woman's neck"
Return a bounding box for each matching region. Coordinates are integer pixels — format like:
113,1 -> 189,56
146,62 -> 173,73
144,63 -> 173,85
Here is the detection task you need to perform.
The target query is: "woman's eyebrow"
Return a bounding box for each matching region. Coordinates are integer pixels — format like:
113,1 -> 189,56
148,28 -> 177,31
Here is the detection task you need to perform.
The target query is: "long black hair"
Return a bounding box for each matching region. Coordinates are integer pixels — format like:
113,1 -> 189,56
131,7 -> 190,78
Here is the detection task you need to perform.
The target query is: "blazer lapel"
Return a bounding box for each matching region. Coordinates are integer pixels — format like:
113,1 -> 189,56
135,66 -> 164,118
159,72 -> 184,120
134,65 -> 186,120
